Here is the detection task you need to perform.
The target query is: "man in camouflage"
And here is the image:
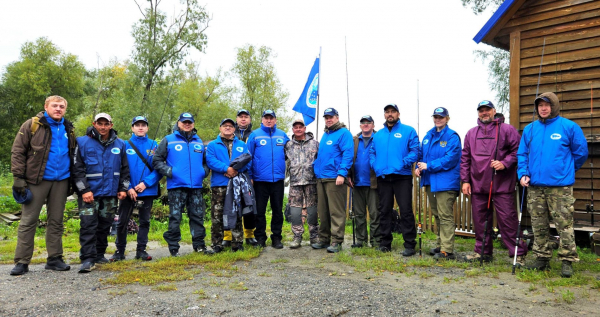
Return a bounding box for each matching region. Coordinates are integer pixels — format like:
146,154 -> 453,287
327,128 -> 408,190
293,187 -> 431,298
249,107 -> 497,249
517,92 -> 588,277
285,118 -> 319,248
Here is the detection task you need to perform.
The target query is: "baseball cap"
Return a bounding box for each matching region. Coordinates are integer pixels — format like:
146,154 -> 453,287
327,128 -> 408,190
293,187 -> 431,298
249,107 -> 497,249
292,118 -> 305,126
220,118 -> 235,127
384,104 -> 399,112
94,113 -> 112,122
534,95 -> 551,106
323,108 -> 339,117
131,115 -> 148,126
178,112 -> 195,123
432,107 -> 449,117
477,100 -> 495,110
360,115 -> 374,123
13,187 -> 32,205
237,109 -> 250,116
262,110 -> 276,118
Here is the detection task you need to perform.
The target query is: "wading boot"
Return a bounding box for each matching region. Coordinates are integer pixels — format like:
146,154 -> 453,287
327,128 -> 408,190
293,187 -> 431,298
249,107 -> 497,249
526,258 -> 550,271
561,260 -> 573,278
232,242 -> 244,252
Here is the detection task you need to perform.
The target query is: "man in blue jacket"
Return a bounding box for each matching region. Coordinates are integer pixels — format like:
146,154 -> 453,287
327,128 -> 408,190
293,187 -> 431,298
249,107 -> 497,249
72,113 -> 130,273
247,110 -> 290,248
152,113 -> 211,256
517,92 -> 588,277
369,104 -> 419,256
207,118 -> 252,253
311,108 -> 354,253
110,116 -> 161,262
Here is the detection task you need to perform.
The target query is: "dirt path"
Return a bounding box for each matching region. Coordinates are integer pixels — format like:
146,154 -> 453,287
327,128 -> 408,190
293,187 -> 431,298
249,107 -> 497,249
0,240 -> 598,316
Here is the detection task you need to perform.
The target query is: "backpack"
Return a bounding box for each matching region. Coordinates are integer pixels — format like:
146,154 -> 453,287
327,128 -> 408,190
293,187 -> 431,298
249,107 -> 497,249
31,116 -> 42,135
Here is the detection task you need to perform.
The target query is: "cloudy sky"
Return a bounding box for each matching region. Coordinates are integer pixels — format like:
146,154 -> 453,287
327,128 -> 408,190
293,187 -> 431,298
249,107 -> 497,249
1,0 -> 499,139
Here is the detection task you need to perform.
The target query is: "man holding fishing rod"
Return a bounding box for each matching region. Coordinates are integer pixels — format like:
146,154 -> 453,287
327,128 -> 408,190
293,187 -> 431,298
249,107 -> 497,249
517,92 -> 588,278
460,101 -> 527,265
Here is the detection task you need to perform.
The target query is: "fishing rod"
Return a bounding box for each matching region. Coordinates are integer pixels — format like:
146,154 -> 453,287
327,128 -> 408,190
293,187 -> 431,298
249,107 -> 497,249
588,85 -> 595,226
344,37 -> 356,246
417,79 -> 422,257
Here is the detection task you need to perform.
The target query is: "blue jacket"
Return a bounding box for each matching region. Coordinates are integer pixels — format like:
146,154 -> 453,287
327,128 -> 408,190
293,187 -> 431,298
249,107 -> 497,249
206,135 -> 251,187
517,116 -> 588,187
418,125 -> 461,192
370,120 -> 419,177
313,124 -> 354,179
354,134 -> 375,186
152,128 -> 207,189
247,124 -> 289,182
43,112 -> 70,181
73,128 -> 130,196
125,135 -> 161,197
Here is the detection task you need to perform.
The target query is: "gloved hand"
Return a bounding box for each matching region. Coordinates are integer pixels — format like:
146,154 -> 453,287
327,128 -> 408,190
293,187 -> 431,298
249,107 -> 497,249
13,177 -> 27,194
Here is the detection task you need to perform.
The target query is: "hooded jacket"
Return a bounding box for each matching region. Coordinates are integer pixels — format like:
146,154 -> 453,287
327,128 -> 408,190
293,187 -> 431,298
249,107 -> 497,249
369,119 -> 419,177
247,123 -> 289,182
418,125 -> 461,192
125,134 -> 161,197
313,122 -> 354,179
460,118 -> 520,194
73,127 -> 130,196
349,132 -> 377,188
153,125 -> 208,189
206,134 -> 251,187
235,122 -> 253,143
285,132 -> 319,186
517,92 -> 588,186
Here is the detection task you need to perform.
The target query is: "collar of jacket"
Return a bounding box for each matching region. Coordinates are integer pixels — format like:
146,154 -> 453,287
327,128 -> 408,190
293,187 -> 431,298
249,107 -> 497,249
174,124 -> 198,141
131,134 -> 148,143
292,131 -> 314,143
428,124 -> 448,137
216,134 -> 236,144
382,119 -> 401,131
357,130 -> 376,140
324,121 -> 346,133
87,126 -> 118,146
477,118 -> 499,130
43,111 -> 64,126
538,115 -> 560,125
260,123 -> 277,133
236,122 -> 252,133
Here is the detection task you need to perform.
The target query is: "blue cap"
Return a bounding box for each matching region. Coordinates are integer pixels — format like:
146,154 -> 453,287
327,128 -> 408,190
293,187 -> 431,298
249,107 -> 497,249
13,188 -> 32,205
262,110 -> 276,118
432,107 -> 449,117
534,96 -> 551,106
220,118 -> 235,127
360,115 -> 374,123
323,108 -> 339,117
477,100 -> 495,110
178,112 -> 195,123
131,115 -> 148,126
384,104 -> 399,112
237,109 -> 250,116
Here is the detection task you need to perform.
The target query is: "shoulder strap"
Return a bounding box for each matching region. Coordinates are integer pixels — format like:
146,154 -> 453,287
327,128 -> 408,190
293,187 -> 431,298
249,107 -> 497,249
31,117 -> 41,135
128,139 -> 153,171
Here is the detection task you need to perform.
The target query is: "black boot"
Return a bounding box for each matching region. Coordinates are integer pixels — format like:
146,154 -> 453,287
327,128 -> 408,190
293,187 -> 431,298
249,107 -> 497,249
271,238 -> 283,249
526,258 -> 550,271
10,263 -> 29,276
45,256 -> 71,271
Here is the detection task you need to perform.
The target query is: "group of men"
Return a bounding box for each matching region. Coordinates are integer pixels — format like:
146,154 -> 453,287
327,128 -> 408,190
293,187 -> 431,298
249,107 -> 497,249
10,91 -> 587,278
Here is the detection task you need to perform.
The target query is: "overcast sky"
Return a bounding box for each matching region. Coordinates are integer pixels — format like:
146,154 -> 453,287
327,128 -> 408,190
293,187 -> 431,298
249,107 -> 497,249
1,0 -> 499,140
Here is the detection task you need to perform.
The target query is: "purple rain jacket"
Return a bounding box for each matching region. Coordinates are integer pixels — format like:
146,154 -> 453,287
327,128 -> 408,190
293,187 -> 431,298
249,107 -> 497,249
460,118 -> 520,194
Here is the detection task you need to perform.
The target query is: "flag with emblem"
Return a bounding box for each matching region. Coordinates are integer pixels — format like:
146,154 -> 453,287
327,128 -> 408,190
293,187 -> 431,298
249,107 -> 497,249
292,57 -> 320,126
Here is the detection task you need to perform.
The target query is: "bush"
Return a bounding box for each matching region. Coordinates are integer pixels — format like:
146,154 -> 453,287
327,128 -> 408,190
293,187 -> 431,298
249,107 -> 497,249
0,195 -> 20,213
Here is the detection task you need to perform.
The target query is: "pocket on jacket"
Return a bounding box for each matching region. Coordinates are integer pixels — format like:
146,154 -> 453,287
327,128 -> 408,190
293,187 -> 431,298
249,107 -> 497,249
85,150 -> 99,165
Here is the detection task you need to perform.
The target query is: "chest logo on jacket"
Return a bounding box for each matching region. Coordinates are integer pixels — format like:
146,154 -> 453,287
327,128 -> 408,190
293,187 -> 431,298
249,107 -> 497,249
236,147 -> 243,152
111,148 -> 121,154
423,139 -> 429,145
126,149 -> 136,155
551,133 -> 562,140
394,133 -> 402,138
440,141 -> 447,148
276,138 -> 284,145
175,144 -> 183,151
326,140 -> 333,145
193,144 -> 203,153
259,139 -> 267,146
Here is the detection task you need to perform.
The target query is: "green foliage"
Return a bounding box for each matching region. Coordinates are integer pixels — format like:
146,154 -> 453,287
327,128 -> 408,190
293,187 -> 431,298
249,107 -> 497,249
474,48 -> 510,114
461,0 -> 503,15
0,196 -> 20,213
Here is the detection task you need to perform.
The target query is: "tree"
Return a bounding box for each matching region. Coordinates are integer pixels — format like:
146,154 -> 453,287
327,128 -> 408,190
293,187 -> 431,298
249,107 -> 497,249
231,44 -> 290,131
131,0 -> 210,105
461,0 -> 503,15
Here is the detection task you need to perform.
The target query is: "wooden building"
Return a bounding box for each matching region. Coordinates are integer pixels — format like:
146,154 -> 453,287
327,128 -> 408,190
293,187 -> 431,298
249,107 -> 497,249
473,0 -> 600,230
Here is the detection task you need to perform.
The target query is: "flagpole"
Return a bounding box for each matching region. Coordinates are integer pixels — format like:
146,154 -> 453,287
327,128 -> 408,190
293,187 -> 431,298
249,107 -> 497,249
316,46 -> 322,140
345,37 -> 350,132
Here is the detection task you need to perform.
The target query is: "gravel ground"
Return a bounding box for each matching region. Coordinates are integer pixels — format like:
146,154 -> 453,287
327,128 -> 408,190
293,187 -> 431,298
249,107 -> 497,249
0,239 -> 598,316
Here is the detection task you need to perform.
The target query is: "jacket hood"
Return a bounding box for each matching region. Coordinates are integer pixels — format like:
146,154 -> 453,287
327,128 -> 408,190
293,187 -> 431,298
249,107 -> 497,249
324,122 -> 346,133
535,92 -> 560,122
260,123 -> 277,133
291,131 -> 314,142
86,126 -> 118,146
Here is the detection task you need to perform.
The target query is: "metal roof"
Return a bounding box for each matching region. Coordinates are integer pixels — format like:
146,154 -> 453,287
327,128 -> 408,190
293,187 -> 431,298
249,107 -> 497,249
473,0 -> 517,44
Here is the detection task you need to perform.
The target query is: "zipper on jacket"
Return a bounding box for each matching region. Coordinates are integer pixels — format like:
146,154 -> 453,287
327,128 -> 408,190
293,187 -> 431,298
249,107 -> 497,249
270,128 -> 274,182
187,139 -> 193,187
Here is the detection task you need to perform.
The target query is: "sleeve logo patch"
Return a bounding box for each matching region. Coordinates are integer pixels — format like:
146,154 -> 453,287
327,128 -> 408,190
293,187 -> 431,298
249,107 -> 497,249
236,147 -> 244,152
550,133 -> 562,140
175,144 -> 183,151
394,133 -> 402,138
423,139 -> 429,145
111,148 -> 121,154
126,149 -> 136,155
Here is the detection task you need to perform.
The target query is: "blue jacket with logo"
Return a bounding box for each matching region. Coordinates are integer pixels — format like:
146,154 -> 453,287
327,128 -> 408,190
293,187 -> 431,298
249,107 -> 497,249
125,135 -> 161,197
43,112 -> 71,181
247,124 -> 289,182
313,124 -> 354,179
370,120 -> 419,177
207,135 -> 251,187
517,116 -> 588,187
152,127 -> 207,189
73,127 -> 130,196
354,133 -> 375,186
418,125 -> 461,192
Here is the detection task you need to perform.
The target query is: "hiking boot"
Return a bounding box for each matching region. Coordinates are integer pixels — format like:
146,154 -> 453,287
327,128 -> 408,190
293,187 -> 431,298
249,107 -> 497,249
561,260 -> 573,278
211,245 -> 224,254
169,249 -> 180,257
45,256 -> 70,271
110,250 -> 126,262
526,258 -> 550,271
463,253 -> 492,263
271,238 -> 284,249
311,241 -> 330,249
257,240 -> 267,248
289,238 -> 302,249
10,263 -> 29,276
433,251 -> 455,260
232,242 -> 244,252
429,247 -> 441,256
377,246 -> 391,253
351,242 -> 366,248
514,255 -> 526,268
135,250 -> 152,261
326,242 -> 342,253
221,240 -> 232,247
78,261 -> 95,273
94,256 -> 109,264
194,245 -> 210,254
402,248 -> 416,257
245,238 -> 259,246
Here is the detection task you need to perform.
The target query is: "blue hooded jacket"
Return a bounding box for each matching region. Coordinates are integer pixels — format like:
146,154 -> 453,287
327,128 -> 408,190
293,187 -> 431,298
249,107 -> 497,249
313,123 -> 353,179
207,135 -> 251,187
517,116 -> 587,187
418,125 -> 461,192
370,120 -> 419,177
125,134 -> 161,197
43,112 -> 70,181
247,124 -> 289,182
354,133 -> 375,186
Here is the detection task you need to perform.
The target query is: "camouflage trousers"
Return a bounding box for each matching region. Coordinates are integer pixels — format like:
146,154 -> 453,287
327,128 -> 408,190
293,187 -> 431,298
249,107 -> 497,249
211,187 -> 243,246
164,188 -> 207,251
78,196 -> 118,262
528,185 -> 579,262
288,185 -> 319,241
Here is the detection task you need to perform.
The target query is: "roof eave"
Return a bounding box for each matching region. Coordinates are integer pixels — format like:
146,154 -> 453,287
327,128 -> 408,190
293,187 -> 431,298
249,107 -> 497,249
473,0 -> 518,46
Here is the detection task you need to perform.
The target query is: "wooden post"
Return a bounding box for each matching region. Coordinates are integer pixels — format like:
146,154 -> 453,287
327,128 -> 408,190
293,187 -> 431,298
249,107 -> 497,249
510,31 -> 521,130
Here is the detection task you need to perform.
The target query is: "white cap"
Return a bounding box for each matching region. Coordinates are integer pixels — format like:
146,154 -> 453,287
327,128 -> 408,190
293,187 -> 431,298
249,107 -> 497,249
94,113 -> 112,122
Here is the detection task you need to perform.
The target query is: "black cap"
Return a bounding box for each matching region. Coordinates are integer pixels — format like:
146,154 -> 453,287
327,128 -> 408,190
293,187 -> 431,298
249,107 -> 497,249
323,108 -> 339,117
360,115 -> 374,123
131,115 -> 148,126
220,118 -> 235,127
237,109 -> 250,116
477,100 -> 495,110
262,110 -> 276,118
384,104 -> 399,112
178,112 -> 195,123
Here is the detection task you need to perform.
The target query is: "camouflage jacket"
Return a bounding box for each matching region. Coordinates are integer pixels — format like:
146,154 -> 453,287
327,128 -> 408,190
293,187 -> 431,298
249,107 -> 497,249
285,132 -> 319,186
